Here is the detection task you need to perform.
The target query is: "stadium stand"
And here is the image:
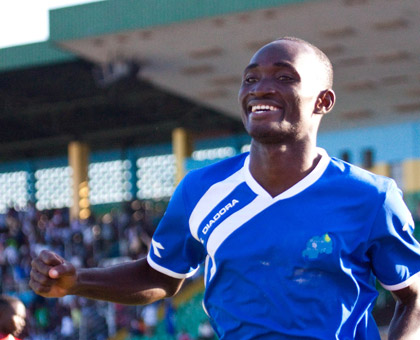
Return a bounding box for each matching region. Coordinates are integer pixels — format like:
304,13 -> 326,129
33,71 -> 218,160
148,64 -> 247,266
1,1 -> 420,339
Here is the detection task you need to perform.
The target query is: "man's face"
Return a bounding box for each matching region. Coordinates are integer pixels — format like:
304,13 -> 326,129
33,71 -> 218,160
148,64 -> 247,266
238,40 -> 328,144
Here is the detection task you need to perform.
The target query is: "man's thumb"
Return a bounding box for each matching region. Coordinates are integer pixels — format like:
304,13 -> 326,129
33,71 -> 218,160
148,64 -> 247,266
49,262 -> 73,279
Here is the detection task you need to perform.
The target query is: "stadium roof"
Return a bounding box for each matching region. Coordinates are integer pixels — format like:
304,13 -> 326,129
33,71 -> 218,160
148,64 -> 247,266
1,0 -> 420,161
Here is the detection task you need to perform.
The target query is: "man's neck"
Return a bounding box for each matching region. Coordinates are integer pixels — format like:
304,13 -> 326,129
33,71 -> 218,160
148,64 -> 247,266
248,140 -> 321,197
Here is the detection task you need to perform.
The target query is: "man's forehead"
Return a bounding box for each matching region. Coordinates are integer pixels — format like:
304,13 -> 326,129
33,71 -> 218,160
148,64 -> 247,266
249,40 -> 315,65
245,40 -> 325,81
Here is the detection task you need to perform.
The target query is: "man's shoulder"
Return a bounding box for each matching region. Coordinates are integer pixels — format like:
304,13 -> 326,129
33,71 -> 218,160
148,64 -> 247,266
327,157 -> 394,194
178,153 -> 248,204
184,152 -> 248,184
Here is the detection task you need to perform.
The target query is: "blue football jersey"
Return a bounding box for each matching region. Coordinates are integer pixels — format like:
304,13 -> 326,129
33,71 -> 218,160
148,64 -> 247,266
147,148 -> 420,340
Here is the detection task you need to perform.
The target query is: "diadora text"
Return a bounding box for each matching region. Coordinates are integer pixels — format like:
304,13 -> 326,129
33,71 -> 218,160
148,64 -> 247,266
202,199 -> 239,235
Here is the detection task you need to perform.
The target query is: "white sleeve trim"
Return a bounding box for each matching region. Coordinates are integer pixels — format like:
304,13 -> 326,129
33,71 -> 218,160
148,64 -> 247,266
379,271 -> 420,291
147,253 -> 199,279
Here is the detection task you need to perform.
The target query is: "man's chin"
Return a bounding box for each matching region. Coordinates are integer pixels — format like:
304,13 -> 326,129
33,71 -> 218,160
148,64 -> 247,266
249,130 -> 293,145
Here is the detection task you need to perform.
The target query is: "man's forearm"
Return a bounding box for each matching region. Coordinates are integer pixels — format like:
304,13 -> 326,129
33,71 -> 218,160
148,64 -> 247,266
388,300 -> 420,340
70,258 -> 183,305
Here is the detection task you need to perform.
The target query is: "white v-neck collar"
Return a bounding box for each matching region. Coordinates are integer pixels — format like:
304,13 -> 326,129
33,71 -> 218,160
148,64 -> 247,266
243,147 -> 330,201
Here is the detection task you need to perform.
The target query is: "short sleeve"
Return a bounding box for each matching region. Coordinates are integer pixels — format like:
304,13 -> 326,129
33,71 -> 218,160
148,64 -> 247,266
368,180 -> 420,291
147,177 -> 206,279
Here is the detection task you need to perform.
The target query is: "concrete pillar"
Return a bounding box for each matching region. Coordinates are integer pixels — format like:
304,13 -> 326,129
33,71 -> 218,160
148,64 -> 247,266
403,159 -> 420,192
172,128 -> 193,185
368,163 -> 390,178
68,141 -> 90,221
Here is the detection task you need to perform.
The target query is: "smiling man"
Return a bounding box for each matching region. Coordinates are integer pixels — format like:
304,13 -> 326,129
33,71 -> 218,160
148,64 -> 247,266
238,38 -> 335,198
240,38 -> 333,144
30,37 -> 420,340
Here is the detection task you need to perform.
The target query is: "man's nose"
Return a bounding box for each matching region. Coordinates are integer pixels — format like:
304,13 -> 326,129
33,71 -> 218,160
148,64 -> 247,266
250,79 -> 276,96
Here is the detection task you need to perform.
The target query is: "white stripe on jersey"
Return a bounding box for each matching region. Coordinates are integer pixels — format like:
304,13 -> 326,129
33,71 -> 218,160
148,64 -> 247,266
147,253 -> 199,279
189,165 -> 245,240
206,195 -> 273,280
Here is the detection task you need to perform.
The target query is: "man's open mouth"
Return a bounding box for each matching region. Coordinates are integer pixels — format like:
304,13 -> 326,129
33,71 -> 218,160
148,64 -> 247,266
249,105 -> 280,113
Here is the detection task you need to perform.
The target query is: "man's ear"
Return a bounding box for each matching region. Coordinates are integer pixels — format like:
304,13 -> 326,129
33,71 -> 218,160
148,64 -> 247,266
314,89 -> 335,114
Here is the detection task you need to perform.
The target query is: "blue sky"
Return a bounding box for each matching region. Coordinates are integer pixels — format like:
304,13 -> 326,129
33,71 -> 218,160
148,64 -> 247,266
0,0 -> 103,49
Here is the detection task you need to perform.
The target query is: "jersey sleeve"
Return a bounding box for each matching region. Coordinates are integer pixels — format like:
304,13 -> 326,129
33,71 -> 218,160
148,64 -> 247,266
368,180 -> 420,291
147,176 -> 206,279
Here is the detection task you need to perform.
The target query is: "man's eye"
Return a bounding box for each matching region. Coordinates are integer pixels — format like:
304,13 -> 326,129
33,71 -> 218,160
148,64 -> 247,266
278,75 -> 293,81
244,76 -> 258,84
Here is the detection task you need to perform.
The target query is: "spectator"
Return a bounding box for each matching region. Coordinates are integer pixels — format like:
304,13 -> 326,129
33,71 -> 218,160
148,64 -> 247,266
0,295 -> 26,340
164,299 -> 176,338
177,329 -> 192,340
197,320 -> 215,340
141,302 -> 158,336
60,314 -> 74,340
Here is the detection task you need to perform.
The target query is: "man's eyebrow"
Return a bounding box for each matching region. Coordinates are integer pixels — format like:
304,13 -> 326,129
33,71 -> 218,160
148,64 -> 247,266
243,61 -> 296,73
273,61 -> 296,71
244,63 -> 258,73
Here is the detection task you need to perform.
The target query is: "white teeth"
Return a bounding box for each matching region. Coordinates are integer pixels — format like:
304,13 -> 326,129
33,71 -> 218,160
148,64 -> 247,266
251,105 -> 279,113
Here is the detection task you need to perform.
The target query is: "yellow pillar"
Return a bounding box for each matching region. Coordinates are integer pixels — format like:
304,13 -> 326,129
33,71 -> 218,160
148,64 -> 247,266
68,141 -> 90,221
368,163 -> 390,177
172,128 -> 193,184
402,159 -> 420,192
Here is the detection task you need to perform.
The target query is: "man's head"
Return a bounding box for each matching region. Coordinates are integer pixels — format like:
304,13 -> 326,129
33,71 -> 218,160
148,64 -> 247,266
0,295 -> 26,337
238,37 -> 335,145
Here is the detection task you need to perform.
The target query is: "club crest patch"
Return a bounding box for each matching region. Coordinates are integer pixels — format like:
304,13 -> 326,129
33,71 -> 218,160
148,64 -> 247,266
302,233 -> 333,259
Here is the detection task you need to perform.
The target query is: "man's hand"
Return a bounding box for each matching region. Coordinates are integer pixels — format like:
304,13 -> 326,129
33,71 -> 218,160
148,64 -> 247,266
30,250 -> 183,304
30,250 -> 77,298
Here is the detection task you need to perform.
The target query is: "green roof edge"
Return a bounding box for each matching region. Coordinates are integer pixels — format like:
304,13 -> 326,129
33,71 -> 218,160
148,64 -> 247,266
0,0 -> 318,72
0,42 -> 76,72
50,0 -> 317,41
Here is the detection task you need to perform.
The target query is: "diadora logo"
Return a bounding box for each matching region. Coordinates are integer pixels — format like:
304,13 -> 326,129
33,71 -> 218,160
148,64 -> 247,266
202,199 -> 239,235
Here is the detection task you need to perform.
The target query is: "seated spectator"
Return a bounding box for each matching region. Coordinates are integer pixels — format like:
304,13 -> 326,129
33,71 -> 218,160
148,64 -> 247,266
197,320 -> 216,340
177,329 -> 192,340
0,295 -> 26,340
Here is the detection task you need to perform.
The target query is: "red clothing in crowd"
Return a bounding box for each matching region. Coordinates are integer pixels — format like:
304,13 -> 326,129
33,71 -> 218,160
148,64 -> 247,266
0,335 -> 21,340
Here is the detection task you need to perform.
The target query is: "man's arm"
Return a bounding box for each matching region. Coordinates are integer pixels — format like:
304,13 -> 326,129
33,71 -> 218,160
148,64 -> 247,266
30,250 -> 184,305
388,277 -> 420,340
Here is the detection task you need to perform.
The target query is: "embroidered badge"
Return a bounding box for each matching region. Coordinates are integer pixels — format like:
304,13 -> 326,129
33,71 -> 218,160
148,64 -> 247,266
302,233 -> 333,259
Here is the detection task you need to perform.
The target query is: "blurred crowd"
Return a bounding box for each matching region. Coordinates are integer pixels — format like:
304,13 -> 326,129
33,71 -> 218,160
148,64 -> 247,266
4,197 -> 417,339
0,200 -> 181,340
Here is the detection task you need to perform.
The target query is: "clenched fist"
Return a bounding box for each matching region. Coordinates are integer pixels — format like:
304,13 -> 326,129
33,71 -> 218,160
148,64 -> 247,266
30,250 -> 77,298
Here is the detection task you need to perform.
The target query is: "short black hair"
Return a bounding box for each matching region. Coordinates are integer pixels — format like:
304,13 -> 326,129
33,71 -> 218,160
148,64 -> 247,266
0,295 -> 24,335
0,295 -> 20,312
275,36 -> 334,88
